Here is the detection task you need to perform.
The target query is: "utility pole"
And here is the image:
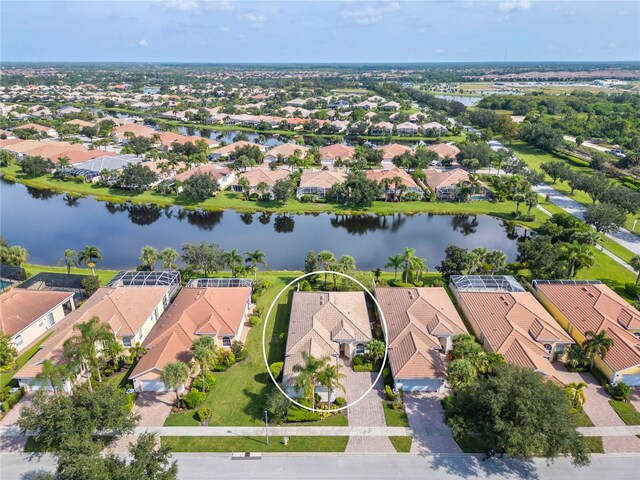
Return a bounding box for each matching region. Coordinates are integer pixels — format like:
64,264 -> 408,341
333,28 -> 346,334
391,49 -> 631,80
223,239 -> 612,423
264,409 -> 269,445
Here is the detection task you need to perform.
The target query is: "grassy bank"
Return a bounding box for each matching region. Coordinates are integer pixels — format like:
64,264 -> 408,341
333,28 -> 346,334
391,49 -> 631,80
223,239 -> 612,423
161,436 -> 348,452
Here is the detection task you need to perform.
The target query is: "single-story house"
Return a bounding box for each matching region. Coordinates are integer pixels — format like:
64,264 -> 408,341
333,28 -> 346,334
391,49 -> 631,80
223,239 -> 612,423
380,101 -> 400,111
296,169 -> 346,199
158,132 -> 219,150
375,287 -> 468,392
355,100 -> 377,110
370,122 -> 393,136
318,144 -> 355,168
112,123 -> 157,142
0,289 -> 75,352
366,168 -> 424,199
264,143 -> 310,163
283,291 -> 372,402
422,122 -> 448,134
64,119 -> 95,129
175,164 -> 236,191
230,166 -> 290,198
14,285 -> 170,392
375,143 -> 412,169
426,168 -> 487,200
425,143 -> 460,160
129,284 -> 252,392
16,123 -> 57,137
450,275 -> 574,385
533,280 -> 640,386
209,140 -> 265,160
396,122 -> 419,136
68,155 -> 143,182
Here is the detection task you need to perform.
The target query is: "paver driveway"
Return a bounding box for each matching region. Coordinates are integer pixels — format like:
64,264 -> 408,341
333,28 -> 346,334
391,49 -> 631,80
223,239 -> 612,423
404,392 -> 461,454
0,393 -> 35,453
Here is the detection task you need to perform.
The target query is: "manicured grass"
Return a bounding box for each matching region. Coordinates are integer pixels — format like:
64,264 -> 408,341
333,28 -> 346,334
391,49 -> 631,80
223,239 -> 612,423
161,435 -> 348,452
383,402 -> 409,427
609,400 -> 640,425
570,409 -> 604,454
584,437 -> 604,454
454,434 -> 491,453
24,263 -> 120,287
286,414 -> 348,426
0,334 -> 51,390
389,436 -> 412,453
574,248 -> 636,299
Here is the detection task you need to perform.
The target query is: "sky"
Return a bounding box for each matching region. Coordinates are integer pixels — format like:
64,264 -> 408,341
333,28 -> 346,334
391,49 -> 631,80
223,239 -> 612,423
1,0 -> 639,63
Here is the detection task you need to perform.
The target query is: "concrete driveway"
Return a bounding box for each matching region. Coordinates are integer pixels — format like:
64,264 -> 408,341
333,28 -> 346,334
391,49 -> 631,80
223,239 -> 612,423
0,393 -> 36,452
404,392 -> 461,454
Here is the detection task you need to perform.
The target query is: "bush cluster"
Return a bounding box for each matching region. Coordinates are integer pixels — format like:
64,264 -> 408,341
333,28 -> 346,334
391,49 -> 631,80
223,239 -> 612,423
197,406 -> 212,423
269,362 -> 284,380
192,373 -> 218,393
183,390 -> 206,410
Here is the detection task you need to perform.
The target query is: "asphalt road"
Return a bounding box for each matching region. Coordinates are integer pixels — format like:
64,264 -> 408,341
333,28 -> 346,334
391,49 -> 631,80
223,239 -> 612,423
3,453 -> 640,480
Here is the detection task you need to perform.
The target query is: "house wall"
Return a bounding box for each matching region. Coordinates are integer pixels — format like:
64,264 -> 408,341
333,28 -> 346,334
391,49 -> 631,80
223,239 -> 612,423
12,298 -> 74,353
119,298 -> 167,347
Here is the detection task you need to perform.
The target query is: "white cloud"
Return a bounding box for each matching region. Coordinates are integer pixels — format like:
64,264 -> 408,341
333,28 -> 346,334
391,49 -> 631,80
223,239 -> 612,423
166,0 -> 199,12
238,12 -> 266,29
164,0 -> 234,13
138,39 -> 149,47
340,1 -> 401,25
498,0 -> 531,13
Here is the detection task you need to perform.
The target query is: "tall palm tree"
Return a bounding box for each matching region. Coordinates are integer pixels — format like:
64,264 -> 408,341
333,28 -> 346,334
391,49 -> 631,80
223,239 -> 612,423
245,249 -> 267,281
630,255 -> 640,285
583,330 -> 614,369
400,247 -> 427,284
159,247 -> 179,269
103,335 -> 125,367
222,248 -> 243,278
237,177 -> 251,200
317,363 -> 346,406
563,243 -> 595,278
454,180 -> 473,203
513,193 -> 526,214
77,245 -> 102,276
256,181 -> 269,200
190,336 -> 217,390
565,381 -> 588,408
128,342 -> 148,364
292,352 -> 329,409
62,316 -> 112,391
317,250 -> 336,286
35,359 -> 68,396
139,246 -> 159,271
380,178 -> 392,201
524,190 -> 539,216
385,254 -> 404,280
161,361 -> 190,407
60,249 -> 77,275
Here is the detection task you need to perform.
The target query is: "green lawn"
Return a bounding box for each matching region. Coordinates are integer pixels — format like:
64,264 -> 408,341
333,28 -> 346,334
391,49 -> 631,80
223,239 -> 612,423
570,409 -> 604,454
389,436 -> 412,453
609,400 -> 640,425
0,335 -> 51,389
161,435 -> 348,452
24,263 -> 120,287
383,402 -> 409,427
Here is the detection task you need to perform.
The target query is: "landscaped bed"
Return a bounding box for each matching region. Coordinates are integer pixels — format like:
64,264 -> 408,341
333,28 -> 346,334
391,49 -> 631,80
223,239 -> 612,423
160,435 -> 348,452
609,400 -> 640,425
389,436 -> 412,453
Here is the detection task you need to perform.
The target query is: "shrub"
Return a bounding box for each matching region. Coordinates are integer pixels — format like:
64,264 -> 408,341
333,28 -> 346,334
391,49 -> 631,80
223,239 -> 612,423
254,305 -> 266,318
269,362 -> 284,380
286,400 -> 321,422
1,387 -> 23,412
231,340 -> 248,362
353,363 -> 373,372
217,350 -> 236,368
352,355 -> 364,366
389,280 -> 414,288
334,397 -> 346,407
612,382 -> 631,402
125,392 -> 136,411
81,276 -> 100,296
300,195 -> 314,203
192,373 -> 218,393
624,283 -> 640,299
249,316 -> 261,327
431,278 -> 446,288
382,367 -> 392,387
385,384 -> 396,402
197,406 -> 212,423
249,193 -> 259,201
278,332 -> 286,342
299,280 -> 312,291
183,390 -> 206,410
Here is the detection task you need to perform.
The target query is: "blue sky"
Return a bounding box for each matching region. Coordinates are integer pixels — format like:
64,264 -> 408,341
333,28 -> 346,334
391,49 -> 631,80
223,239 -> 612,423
2,1 -> 638,63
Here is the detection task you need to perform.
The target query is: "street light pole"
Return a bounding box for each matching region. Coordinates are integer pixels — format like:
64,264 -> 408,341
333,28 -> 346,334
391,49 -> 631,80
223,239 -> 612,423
264,408 -> 269,445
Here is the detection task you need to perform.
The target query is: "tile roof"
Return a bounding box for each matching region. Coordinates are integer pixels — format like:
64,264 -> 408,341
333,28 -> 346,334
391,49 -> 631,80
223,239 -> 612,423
175,164 -> 231,182
283,292 -> 372,387
534,282 -> 640,373
0,289 -> 73,336
375,143 -> 412,161
129,286 -> 251,378
319,144 -> 355,160
265,143 -> 310,158
233,166 -> 290,188
298,170 -> 346,189
375,287 -> 466,380
425,143 -> 460,159
212,140 -> 261,155
426,168 -> 470,190
456,291 -> 573,384
365,168 -> 419,189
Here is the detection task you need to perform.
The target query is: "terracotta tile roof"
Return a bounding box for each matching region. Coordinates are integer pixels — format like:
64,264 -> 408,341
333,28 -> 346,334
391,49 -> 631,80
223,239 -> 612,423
15,286 -> 168,379
65,119 -> 95,128
212,140 -> 261,156
426,168 -> 470,190
175,164 -> 231,182
534,282 -> 640,373
319,144 -> 355,160
16,123 -> 52,133
129,287 -> 251,378
0,290 -> 73,336
375,143 -> 412,161
375,287 -> 466,380
113,123 -> 157,139
425,143 -> 460,159
456,291 -> 572,384
298,170 -> 346,189
365,168 -> 419,189
265,143 -> 309,158
282,292 -> 372,387
233,166 -> 290,188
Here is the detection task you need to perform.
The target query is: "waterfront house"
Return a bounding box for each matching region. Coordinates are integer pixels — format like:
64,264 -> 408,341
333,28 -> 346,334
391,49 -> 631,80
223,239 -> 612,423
264,143 -> 310,163
318,144 -> 355,168
296,169 -> 347,199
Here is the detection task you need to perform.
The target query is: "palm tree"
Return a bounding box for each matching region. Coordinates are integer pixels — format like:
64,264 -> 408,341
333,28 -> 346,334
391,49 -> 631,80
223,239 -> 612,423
583,330 -> 614,369
317,250 -> 336,286
245,249 -> 267,281
103,335 -> 125,367
454,180 -> 473,202
35,359 -> 67,396
238,177 -> 251,200
380,178 -> 392,201
565,381 -> 588,408
513,193 -> 526,214
256,181 -> 269,200
367,339 -> 386,363
630,255 -> 640,285
190,336 -> 217,390
292,352 -> 329,409
60,249 -> 77,274
524,190 -> 539,216
400,247 -> 427,284
317,363 -> 345,406
222,248 -> 243,277
563,243 -> 595,278
128,342 -> 148,364
159,247 -> 179,269
139,246 -> 159,271
62,316 -> 112,391
77,245 -> 102,276
385,254 -> 404,280
161,361 -> 190,407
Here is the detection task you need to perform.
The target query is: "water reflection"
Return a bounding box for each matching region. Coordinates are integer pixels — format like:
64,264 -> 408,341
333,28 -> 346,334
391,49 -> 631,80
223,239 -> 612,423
274,214 -> 295,233
330,214 -> 406,235
180,209 -> 223,231
26,187 -> 60,200
239,212 -> 254,225
127,204 -> 163,226
258,212 -> 272,225
63,194 -> 80,208
450,215 -> 479,236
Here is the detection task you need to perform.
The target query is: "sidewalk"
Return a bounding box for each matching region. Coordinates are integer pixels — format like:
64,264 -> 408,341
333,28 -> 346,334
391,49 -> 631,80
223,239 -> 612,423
578,426 -> 640,437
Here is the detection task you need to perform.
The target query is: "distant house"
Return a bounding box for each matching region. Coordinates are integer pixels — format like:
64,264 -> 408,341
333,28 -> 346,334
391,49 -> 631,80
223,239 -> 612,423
16,123 -> 57,137
370,122 -> 393,136
375,287 -> 468,392
450,275 -> 574,385
285,98 -> 307,108
396,122 -> 419,136
0,289 -> 75,352
129,284 -> 252,392
175,164 -> 236,191
112,123 -> 157,142
366,168 -> 423,199
533,280 -> 640,386
65,119 -> 95,129
375,143 -> 413,168
318,144 -> 355,167
422,122 -> 448,134
355,100 -> 377,110
296,169 -> 347,199
426,168 -> 488,200
209,141 -> 264,160
380,101 -> 400,111
328,99 -> 350,109
425,143 -> 460,160
158,132 -> 219,151
283,291 -> 372,402
68,155 -> 143,182
264,143 -> 310,163
230,166 -> 290,198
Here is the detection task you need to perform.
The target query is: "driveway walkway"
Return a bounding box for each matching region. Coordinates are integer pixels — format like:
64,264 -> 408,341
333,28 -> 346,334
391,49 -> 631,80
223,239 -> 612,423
404,392 -> 461,454
0,393 -> 36,453
342,366 -> 394,453
533,183 -> 640,255
554,364 -> 640,453
629,388 -> 640,413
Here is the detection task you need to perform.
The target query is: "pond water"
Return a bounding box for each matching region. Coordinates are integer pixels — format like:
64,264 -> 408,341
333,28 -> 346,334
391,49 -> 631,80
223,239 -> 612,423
0,180 -> 524,270
434,95 -> 482,107
177,126 -> 285,147
143,87 -> 161,94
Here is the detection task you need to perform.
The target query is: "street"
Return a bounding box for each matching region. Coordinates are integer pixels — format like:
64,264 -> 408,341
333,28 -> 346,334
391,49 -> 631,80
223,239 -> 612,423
2,452 -> 640,480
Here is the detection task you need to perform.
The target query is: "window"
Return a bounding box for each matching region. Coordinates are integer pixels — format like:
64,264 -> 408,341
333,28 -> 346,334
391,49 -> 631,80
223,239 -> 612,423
556,343 -> 565,355
46,312 -> 55,327
356,344 -> 365,355
122,337 -> 132,348
14,335 -> 23,347
222,337 -> 231,347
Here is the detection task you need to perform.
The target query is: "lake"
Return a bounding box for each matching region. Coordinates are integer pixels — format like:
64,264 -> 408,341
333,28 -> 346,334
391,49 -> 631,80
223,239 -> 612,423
0,180 -> 524,270
434,94 -> 482,107
177,126 -> 285,147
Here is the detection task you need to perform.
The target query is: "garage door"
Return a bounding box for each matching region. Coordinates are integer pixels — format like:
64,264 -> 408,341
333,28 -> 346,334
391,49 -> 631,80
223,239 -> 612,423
140,380 -> 166,392
620,374 -> 640,386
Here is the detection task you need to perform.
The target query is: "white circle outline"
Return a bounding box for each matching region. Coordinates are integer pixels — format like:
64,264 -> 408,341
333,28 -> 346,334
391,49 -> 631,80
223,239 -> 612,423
261,270 -> 389,413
